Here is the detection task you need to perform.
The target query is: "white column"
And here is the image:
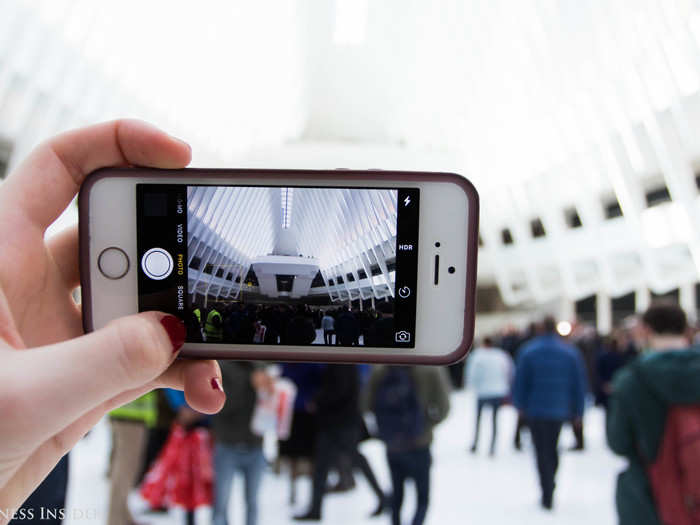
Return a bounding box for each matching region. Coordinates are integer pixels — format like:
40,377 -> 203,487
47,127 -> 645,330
558,294 -> 576,322
596,292 -> 612,335
635,287 -> 651,314
680,283 -> 697,323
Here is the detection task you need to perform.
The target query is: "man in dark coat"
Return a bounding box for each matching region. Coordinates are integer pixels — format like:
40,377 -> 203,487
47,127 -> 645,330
512,316 -> 588,510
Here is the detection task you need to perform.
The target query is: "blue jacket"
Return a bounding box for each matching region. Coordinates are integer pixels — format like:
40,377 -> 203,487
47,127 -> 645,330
512,334 -> 588,420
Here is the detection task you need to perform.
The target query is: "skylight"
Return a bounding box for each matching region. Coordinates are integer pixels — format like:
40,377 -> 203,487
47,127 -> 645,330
281,188 -> 294,229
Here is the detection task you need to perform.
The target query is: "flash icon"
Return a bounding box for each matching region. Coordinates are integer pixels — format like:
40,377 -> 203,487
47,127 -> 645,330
404,196 -> 411,207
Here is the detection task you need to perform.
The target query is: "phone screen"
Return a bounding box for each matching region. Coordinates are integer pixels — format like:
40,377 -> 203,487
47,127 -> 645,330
136,184 -> 419,348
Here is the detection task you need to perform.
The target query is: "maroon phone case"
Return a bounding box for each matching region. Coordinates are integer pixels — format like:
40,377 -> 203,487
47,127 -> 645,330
79,168 -> 479,365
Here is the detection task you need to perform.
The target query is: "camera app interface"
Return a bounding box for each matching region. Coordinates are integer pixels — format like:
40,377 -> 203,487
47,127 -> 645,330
137,183 -> 419,348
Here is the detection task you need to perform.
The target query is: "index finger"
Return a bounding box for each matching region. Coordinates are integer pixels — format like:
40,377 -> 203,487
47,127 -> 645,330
0,119 -> 191,232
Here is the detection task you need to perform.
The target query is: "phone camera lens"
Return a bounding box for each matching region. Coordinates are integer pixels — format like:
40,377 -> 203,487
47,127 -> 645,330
435,242 -> 441,247
448,266 -> 455,274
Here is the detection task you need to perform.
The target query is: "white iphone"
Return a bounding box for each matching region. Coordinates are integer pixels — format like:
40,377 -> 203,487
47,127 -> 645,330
79,168 -> 478,364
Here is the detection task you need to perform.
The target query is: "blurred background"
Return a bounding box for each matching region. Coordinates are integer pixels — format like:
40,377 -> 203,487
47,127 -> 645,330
3,0 -> 700,523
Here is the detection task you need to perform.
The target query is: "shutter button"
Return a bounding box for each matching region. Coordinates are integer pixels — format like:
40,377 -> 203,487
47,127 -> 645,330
141,248 -> 174,280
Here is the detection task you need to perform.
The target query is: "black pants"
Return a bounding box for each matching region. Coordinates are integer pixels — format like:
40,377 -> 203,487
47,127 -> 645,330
309,424 -> 357,515
514,413 -> 527,448
570,419 -> 584,450
386,447 -> 431,525
323,330 -> 335,345
10,454 -> 69,525
471,396 -> 505,454
528,419 -> 563,504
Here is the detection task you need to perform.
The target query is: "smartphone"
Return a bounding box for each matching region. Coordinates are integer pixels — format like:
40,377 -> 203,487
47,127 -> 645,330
79,168 -> 478,364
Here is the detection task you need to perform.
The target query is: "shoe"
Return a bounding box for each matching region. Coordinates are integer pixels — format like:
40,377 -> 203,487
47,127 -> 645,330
568,444 -> 584,452
294,511 -> 321,521
469,445 -> 477,453
326,479 -> 356,493
541,493 -> 553,510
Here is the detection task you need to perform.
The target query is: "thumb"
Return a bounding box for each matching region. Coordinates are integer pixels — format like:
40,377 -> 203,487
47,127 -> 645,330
8,312 -> 184,441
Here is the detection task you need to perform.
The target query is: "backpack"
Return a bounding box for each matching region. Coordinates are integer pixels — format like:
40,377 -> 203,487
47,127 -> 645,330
634,365 -> 700,525
373,367 -> 425,451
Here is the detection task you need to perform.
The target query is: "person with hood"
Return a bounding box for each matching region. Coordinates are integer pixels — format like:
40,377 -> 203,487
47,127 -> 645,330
607,303 -> 700,525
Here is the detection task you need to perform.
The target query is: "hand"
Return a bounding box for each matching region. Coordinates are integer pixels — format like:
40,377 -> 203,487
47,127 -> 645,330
251,370 -> 275,395
0,120 -> 226,517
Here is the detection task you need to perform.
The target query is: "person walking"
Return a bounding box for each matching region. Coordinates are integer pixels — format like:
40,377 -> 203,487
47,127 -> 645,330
211,362 -> 274,525
466,336 -> 513,455
607,303 -> 700,525
363,366 -> 451,525
107,393 -> 157,525
512,316 -> 587,510
336,309 -> 359,346
321,311 -> 336,345
294,365 -> 384,521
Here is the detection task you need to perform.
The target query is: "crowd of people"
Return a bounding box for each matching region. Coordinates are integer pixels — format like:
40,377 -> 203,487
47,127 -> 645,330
463,302 -> 700,524
92,360 -> 450,525
187,300 -> 397,347
13,301 -> 700,525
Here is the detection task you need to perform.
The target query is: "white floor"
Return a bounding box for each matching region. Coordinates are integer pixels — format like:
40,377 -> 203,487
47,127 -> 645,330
64,389 -> 625,525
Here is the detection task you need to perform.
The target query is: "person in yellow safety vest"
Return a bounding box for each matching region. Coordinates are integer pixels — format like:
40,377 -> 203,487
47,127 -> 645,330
205,305 -> 224,343
188,305 -> 204,343
107,393 -> 157,525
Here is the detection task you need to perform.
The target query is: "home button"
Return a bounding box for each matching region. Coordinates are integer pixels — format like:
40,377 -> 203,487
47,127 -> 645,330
98,247 -> 130,280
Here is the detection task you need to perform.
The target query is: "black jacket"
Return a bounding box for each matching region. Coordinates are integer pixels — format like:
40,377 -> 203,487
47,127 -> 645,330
211,361 -> 263,447
315,365 -> 360,429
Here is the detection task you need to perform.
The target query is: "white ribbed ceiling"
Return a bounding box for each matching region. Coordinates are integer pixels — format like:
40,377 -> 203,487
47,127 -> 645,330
4,0 -> 700,311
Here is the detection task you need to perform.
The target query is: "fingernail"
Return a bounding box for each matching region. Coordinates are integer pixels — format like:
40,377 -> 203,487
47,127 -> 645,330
160,315 -> 186,353
211,377 -> 223,392
170,134 -> 192,153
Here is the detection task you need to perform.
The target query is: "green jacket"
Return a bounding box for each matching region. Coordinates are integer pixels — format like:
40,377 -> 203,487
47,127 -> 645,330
109,392 -> 157,427
361,365 -> 451,450
607,347 -> 700,525
205,309 -> 223,342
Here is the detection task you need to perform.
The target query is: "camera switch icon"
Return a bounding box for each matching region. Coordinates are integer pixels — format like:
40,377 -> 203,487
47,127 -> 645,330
395,330 -> 411,343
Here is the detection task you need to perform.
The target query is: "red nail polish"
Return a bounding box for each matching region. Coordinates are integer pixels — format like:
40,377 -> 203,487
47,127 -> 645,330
160,315 -> 186,353
211,377 -> 223,392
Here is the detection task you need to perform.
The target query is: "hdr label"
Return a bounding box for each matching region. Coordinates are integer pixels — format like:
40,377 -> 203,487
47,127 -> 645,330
398,244 -> 414,251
